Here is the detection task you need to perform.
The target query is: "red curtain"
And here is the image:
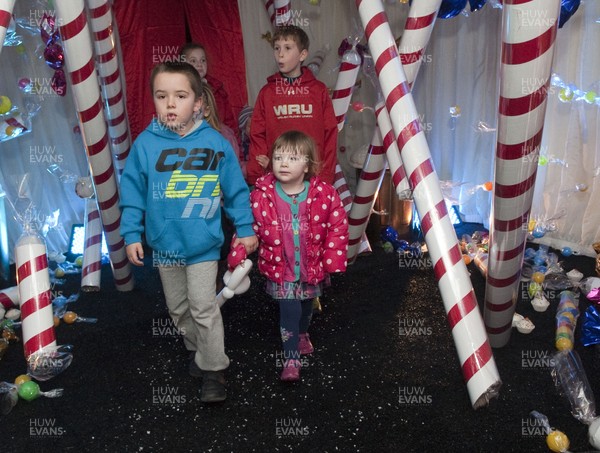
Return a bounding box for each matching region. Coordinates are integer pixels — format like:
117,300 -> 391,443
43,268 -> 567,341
112,0 -> 248,140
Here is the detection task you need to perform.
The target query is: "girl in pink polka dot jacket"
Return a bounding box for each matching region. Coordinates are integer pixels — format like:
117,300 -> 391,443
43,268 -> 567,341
250,130 -> 348,382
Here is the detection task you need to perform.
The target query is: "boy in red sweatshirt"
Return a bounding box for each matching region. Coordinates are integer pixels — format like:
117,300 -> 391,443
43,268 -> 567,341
246,25 -> 337,186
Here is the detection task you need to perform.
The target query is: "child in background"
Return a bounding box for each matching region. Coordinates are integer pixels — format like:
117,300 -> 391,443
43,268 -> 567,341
120,61 -> 257,403
201,82 -> 245,178
238,104 -> 253,163
250,131 -> 348,382
247,25 -> 337,186
180,42 -> 238,141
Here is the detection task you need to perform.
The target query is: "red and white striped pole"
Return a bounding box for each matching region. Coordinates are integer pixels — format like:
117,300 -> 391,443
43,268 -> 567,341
15,230 -> 56,360
264,0 -> 291,28
0,0 -> 15,56
397,0 -> 442,89
0,285 -> 19,310
86,0 -> 132,176
376,101 -> 411,198
357,0 -> 501,408
54,0 -> 134,291
332,46 -> 361,131
347,105 -> 387,263
333,164 -> 353,213
81,198 -> 102,292
484,0 -> 561,348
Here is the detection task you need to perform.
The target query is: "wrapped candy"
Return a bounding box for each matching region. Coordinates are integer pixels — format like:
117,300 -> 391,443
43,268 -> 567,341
581,304 -> 600,347
555,291 -> 579,351
551,350 -> 600,450
529,411 -> 571,453
580,277 -> 600,302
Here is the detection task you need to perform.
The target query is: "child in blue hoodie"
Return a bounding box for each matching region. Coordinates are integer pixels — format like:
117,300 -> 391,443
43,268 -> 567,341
120,61 -> 257,403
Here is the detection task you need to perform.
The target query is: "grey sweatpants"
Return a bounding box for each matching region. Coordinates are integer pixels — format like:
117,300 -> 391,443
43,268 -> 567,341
158,261 -> 230,371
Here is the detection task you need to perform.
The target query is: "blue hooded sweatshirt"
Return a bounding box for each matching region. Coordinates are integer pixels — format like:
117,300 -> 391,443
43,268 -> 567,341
120,119 -> 254,265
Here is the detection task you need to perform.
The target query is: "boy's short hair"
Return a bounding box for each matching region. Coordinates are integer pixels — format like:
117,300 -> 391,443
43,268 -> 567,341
272,25 -> 309,52
150,62 -> 204,99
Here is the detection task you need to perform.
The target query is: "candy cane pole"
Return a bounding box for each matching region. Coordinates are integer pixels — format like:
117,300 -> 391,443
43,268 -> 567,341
332,47 -> 361,131
397,0 -> 442,89
376,100 -> 411,197
86,0 -> 132,176
81,198 -> 102,292
484,0 -> 561,348
54,0 -> 134,291
264,0 -> 291,28
347,104 -> 387,263
15,229 -> 56,360
0,285 -> 19,310
357,0 -> 501,408
0,0 -> 15,56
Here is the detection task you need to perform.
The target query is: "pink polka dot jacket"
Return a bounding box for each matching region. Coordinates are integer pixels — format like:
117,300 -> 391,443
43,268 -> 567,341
250,173 -> 349,285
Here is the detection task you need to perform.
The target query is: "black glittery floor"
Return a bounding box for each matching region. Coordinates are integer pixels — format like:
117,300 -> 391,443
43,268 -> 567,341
1,223 -> 599,452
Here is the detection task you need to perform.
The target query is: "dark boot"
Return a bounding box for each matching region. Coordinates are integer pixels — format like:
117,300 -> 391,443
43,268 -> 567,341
201,370 -> 226,403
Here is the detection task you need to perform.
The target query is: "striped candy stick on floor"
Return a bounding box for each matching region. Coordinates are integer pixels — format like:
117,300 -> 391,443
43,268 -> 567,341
357,0 -> 501,408
15,233 -> 56,359
0,0 -> 15,56
0,285 -> 19,309
86,0 -> 132,176
81,198 -> 102,292
484,0 -> 561,348
55,0 -> 134,291
397,0 -> 442,89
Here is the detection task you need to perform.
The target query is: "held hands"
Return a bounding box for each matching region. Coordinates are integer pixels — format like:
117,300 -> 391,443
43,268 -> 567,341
233,235 -> 258,255
256,155 -> 269,169
126,243 -> 144,266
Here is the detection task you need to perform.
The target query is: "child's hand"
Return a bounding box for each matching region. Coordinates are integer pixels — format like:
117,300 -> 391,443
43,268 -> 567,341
234,235 -> 258,255
256,155 -> 269,169
126,243 -> 144,266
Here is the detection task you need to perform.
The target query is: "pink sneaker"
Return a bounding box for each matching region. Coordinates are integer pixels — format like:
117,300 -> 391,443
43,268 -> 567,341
298,333 -> 314,355
280,359 -> 301,381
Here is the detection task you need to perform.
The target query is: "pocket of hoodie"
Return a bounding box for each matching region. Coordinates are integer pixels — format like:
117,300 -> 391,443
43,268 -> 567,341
151,218 -> 221,259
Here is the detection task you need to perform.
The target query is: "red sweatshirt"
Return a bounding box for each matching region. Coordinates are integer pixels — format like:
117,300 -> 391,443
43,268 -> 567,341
247,67 -> 338,185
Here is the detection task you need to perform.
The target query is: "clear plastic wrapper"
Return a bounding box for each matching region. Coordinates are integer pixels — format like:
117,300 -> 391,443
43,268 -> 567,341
580,277 -> 600,302
551,350 -> 600,449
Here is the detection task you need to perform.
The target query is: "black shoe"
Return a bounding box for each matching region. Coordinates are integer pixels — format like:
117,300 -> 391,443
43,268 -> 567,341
188,352 -> 202,378
200,371 -> 226,403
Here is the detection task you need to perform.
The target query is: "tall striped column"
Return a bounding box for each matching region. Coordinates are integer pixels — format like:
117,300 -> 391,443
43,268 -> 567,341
397,0 -> 442,89
54,0 -> 134,291
332,47 -> 361,131
333,164 -> 353,213
0,0 -> 15,56
484,0 -> 561,348
86,0 -> 132,176
264,0 -> 291,28
347,104 -> 387,263
81,198 -> 102,292
357,0 -> 501,408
